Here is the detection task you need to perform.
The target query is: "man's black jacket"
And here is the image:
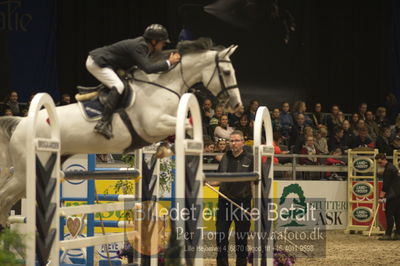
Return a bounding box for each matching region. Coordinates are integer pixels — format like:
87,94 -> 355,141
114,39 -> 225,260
382,162 -> 400,199
218,150 -> 254,201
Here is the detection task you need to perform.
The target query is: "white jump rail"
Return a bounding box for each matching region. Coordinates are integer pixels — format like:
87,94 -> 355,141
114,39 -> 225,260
175,93 -> 204,266
21,92 -> 274,265
23,94 -> 143,266
25,93 -> 61,266
253,106 -> 274,266
59,149 -> 145,266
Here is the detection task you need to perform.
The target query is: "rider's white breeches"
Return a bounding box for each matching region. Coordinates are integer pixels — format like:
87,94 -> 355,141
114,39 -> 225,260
86,56 -> 124,94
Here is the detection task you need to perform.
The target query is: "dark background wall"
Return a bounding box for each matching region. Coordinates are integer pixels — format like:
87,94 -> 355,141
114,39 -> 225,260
1,0 -> 392,113
1,0 -> 57,102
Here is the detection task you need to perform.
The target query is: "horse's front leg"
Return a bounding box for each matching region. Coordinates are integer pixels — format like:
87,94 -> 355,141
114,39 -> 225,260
152,114 -> 192,136
151,114 -> 192,158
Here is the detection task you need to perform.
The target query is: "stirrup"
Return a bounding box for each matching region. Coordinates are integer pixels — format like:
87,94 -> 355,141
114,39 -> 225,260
94,121 -> 114,139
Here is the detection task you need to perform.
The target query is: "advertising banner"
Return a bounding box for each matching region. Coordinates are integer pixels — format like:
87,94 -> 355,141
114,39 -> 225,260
274,181 -> 348,230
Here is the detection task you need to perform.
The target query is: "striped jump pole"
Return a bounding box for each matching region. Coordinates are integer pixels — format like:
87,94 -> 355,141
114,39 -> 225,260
61,169 -> 140,180
175,93 -> 204,266
25,93 -> 61,266
253,106 -> 274,266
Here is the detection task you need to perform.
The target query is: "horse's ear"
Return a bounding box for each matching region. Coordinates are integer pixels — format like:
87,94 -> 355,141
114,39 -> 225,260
221,45 -> 239,58
229,45 -> 239,55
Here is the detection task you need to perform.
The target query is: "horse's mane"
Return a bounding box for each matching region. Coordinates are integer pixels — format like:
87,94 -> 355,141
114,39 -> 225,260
152,37 -> 225,61
153,37 -> 225,59
177,37 -> 224,55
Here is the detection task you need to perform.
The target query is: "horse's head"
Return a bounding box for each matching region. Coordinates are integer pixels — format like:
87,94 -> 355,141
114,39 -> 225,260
201,45 -> 242,112
177,38 -> 242,111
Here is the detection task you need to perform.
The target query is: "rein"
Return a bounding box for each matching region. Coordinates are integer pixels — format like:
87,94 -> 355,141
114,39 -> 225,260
131,71 -> 181,99
129,49 -> 238,100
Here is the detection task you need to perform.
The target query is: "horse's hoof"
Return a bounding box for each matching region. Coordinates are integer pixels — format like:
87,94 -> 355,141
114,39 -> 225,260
155,146 -> 167,158
155,146 -> 173,159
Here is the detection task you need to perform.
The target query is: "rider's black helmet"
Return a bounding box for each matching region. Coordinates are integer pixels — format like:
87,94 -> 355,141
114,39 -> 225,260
143,24 -> 170,43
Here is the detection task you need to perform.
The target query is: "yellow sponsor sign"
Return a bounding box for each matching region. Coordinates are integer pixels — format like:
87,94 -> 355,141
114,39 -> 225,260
65,180 -> 275,234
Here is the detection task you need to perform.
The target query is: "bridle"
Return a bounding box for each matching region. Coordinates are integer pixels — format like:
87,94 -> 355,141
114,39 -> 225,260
181,48 -> 239,102
131,48 -> 238,100
206,49 -> 239,101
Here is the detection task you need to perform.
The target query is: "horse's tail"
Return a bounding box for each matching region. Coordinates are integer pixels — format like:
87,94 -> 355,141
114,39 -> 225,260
0,116 -> 22,168
0,116 -> 21,141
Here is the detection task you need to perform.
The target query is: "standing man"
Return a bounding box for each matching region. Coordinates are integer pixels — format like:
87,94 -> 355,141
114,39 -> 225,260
326,104 -> 340,135
289,113 -> 306,149
86,24 -> 181,139
211,130 -> 254,266
271,108 -> 282,133
279,101 -> 293,144
376,153 -> 400,240
246,100 -> 259,122
201,98 -> 215,137
357,102 -> 368,121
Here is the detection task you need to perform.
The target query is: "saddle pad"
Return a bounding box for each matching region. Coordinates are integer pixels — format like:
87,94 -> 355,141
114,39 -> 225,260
78,97 -> 104,121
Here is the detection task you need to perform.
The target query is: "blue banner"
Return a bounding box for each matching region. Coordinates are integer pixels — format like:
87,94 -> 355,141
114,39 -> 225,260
1,0 -> 57,101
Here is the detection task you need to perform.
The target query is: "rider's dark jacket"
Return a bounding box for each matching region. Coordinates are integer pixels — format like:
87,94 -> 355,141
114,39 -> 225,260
89,36 -> 169,73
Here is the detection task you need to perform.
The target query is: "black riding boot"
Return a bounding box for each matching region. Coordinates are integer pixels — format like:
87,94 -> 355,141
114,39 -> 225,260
94,87 -> 121,139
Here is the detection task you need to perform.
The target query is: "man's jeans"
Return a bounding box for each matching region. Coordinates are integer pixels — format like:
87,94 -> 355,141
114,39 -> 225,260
216,197 -> 251,266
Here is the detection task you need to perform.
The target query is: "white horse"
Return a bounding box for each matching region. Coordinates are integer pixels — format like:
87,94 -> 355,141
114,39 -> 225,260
0,38 -> 242,226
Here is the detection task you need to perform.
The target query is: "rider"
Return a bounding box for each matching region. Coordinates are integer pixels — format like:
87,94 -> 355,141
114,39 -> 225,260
86,24 -> 181,139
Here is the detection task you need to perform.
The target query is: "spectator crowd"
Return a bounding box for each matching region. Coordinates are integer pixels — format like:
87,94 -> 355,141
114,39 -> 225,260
198,94 -> 400,179
0,91 -> 73,117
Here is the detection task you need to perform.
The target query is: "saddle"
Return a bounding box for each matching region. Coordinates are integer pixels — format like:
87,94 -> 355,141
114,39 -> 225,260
76,76 -> 150,152
75,81 -> 135,121
75,67 -> 135,101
